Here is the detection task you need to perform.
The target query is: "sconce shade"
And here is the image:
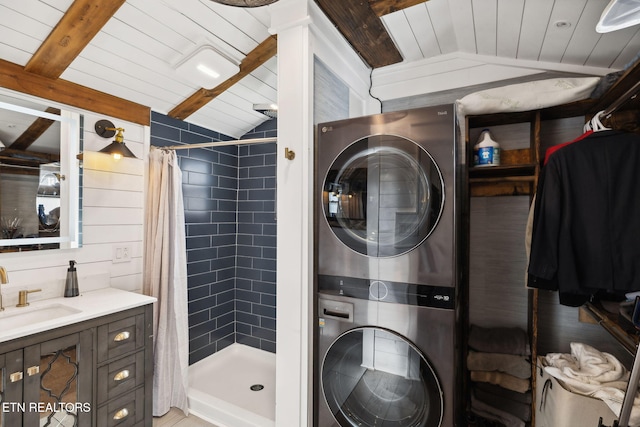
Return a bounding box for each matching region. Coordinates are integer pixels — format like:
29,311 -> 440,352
99,140 -> 137,159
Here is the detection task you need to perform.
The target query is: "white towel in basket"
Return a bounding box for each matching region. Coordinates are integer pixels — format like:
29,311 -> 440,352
544,342 -> 640,426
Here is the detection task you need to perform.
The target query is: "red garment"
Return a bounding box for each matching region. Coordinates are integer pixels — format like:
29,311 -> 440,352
543,130 -> 593,165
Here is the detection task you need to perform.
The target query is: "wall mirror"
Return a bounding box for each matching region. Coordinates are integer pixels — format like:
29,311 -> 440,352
0,90 -> 82,252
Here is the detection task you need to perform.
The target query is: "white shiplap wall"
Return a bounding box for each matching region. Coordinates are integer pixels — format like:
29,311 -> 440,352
0,91 -> 148,307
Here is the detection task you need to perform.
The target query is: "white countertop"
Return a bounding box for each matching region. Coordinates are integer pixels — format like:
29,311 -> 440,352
0,287 -> 156,344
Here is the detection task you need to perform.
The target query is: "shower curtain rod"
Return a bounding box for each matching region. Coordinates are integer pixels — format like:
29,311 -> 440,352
162,136 -> 277,151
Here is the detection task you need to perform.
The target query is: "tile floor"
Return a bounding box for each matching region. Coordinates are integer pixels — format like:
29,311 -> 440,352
153,408 -> 219,427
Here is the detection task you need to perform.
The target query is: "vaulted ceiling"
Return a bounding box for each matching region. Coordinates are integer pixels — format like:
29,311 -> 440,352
0,0 -> 639,139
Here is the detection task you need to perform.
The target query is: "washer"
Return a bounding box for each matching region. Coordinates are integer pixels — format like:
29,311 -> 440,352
316,281 -> 455,427
314,105 -> 461,427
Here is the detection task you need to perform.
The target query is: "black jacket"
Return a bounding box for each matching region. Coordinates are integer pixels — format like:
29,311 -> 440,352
528,130 -> 640,306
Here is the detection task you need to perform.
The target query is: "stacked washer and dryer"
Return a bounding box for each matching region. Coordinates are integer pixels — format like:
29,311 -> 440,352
314,105 -> 463,427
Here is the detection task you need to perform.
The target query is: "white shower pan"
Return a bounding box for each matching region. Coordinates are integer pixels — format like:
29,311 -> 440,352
188,343 -> 276,427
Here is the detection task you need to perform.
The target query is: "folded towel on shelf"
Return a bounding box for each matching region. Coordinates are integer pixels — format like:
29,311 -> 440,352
544,342 -> 640,426
469,325 -> 530,356
474,383 -> 531,422
471,393 -> 525,427
475,382 -> 532,405
470,370 -> 531,394
467,351 -> 531,379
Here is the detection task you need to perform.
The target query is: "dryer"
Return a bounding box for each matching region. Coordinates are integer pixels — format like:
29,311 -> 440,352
314,105 -> 462,427
316,105 -> 457,286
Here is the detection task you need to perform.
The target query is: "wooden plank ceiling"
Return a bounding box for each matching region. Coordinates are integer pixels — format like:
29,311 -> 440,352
24,0 -> 127,79
169,35 -> 278,120
1,0 -> 422,130
2,0 -> 639,139
0,0 -> 278,128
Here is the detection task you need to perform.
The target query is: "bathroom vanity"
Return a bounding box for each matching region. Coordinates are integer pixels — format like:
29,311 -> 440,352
0,288 -> 155,426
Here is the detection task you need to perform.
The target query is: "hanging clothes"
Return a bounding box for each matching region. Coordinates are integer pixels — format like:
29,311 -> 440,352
543,130 -> 593,165
528,130 -> 640,306
524,130 -> 594,285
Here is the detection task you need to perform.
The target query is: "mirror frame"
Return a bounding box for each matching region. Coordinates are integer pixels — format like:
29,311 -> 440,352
0,96 -> 81,250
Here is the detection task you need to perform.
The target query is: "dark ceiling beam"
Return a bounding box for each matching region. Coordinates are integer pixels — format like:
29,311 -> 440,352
25,0 -> 127,79
0,59 -> 150,126
8,107 -> 61,151
0,148 -> 60,173
314,0 -> 426,68
0,165 -> 40,176
169,35 -> 278,121
369,0 -> 428,17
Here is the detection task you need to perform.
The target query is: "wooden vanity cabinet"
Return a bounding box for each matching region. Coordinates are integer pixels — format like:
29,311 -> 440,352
96,309 -> 150,427
1,349 -> 25,426
0,303 -> 153,427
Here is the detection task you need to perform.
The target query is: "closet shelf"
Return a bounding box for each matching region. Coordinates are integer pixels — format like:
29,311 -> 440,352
469,164 -> 537,179
469,164 -> 537,196
579,301 -> 639,356
466,99 -> 597,128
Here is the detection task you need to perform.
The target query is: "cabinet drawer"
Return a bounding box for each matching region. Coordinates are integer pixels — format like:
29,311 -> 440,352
97,387 -> 145,427
98,314 -> 144,362
97,351 -> 145,404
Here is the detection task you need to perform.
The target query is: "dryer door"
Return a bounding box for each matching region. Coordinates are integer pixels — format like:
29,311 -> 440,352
321,327 -> 443,427
322,135 -> 444,257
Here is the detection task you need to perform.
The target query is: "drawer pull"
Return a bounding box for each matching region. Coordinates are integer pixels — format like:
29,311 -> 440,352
113,408 -> 129,420
27,366 -> 39,376
113,331 -> 131,342
113,369 -> 130,381
9,371 -> 22,382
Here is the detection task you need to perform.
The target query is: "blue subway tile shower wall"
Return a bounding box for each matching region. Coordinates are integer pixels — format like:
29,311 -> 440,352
236,124 -> 277,353
150,112 -> 277,365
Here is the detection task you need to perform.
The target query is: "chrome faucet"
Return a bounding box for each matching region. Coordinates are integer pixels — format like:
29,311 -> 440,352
0,266 -> 7,311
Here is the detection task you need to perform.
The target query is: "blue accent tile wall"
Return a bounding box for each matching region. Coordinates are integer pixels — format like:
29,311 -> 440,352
150,111 -> 277,365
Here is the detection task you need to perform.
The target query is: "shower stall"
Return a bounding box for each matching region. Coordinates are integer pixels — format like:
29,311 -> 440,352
150,112 -> 278,426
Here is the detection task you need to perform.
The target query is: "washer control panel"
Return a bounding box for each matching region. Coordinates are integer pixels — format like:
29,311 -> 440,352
317,274 -> 455,309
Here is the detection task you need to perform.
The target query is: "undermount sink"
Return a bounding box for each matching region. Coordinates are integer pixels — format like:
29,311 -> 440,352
0,303 -> 81,330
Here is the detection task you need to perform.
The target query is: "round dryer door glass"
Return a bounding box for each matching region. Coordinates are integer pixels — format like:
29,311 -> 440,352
322,327 -> 443,426
323,135 -> 444,257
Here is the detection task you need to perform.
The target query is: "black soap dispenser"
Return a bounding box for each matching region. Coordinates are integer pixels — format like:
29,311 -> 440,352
64,260 -> 79,297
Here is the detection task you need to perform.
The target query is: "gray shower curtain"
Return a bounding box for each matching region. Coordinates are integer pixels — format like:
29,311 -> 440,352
143,147 -> 189,416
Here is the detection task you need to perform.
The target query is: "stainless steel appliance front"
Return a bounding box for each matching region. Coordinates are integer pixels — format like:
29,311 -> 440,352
314,106 -> 460,427
316,288 -> 455,427
316,105 -> 456,286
